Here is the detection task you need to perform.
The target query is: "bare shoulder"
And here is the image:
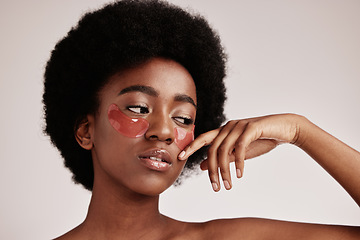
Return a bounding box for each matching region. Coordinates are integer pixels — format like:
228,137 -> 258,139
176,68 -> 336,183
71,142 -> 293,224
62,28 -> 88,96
200,218 -> 360,240
51,218 -> 360,240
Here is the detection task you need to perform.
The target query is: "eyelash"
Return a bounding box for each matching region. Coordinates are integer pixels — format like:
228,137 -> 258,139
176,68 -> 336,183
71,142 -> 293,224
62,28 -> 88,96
127,105 -> 149,114
126,105 -> 194,125
173,116 -> 194,125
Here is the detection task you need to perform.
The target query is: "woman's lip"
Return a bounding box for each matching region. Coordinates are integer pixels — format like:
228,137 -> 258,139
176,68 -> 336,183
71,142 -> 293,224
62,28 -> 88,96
138,148 -> 173,172
139,157 -> 171,171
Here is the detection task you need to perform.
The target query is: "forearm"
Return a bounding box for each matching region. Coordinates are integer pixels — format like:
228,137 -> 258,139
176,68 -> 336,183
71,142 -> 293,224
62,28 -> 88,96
295,116 -> 360,207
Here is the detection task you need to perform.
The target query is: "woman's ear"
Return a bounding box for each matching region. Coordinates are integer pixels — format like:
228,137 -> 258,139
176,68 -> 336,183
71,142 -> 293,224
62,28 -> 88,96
75,116 -> 94,150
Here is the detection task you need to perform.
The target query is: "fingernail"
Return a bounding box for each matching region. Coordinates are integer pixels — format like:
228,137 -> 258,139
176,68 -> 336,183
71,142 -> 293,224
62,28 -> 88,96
212,182 -> 218,191
178,151 -> 186,159
236,169 -> 242,178
224,180 -> 231,190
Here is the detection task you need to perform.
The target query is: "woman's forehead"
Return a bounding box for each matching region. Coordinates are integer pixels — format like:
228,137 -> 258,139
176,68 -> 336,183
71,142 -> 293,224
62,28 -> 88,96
101,58 -> 197,103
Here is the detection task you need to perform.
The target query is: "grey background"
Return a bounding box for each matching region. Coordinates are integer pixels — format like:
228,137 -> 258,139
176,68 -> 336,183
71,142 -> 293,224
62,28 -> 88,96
1,0 -> 359,239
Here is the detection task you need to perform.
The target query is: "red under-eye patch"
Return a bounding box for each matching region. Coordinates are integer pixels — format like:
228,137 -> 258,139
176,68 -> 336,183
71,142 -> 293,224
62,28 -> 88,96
107,104 -> 195,150
108,104 -> 149,138
174,125 -> 195,150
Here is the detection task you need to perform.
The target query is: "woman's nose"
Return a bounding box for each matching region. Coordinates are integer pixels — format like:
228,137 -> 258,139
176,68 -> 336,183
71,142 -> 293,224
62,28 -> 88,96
144,113 -> 174,144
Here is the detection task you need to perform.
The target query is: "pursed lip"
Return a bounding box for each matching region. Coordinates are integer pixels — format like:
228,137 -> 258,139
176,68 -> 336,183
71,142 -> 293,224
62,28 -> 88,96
138,148 -> 173,171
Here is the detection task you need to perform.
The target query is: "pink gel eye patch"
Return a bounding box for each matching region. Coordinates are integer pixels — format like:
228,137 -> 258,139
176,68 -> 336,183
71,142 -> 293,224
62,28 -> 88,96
174,125 -> 195,150
107,103 -> 195,150
108,104 -> 149,138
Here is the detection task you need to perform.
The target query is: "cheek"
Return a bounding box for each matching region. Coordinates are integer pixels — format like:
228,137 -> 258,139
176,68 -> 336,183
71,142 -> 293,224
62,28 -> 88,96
108,104 -> 149,138
108,104 -> 194,150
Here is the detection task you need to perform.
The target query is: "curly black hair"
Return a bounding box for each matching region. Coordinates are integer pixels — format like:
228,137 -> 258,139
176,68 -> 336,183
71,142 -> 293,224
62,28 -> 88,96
43,0 -> 227,191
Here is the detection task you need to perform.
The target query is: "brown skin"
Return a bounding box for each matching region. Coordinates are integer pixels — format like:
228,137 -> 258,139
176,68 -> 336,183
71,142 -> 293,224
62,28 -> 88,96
55,58 -> 360,240
180,114 -> 360,239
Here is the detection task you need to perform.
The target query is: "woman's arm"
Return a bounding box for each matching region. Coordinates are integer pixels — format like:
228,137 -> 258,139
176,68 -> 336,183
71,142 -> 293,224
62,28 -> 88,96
179,114 -> 360,239
180,114 -> 360,203
202,218 -> 360,240
295,115 -> 360,207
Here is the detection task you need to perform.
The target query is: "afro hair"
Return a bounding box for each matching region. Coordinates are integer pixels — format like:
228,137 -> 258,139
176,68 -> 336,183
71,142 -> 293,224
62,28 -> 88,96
43,0 -> 227,190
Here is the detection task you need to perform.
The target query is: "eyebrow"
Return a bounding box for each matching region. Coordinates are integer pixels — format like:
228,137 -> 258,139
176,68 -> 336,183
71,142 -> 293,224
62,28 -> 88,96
119,85 -> 197,108
119,85 -> 158,97
174,94 -> 197,108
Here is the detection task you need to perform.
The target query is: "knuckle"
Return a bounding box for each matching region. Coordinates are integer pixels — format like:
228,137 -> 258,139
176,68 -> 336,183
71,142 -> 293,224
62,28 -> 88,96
218,157 -> 229,168
226,120 -> 235,126
235,140 -> 244,148
234,120 -> 245,127
235,157 -> 243,164
218,144 -> 227,154
223,120 -> 236,129
208,144 -> 218,155
218,157 -> 228,165
219,168 -> 229,175
186,144 -> 193,151
195,134 -> 208,146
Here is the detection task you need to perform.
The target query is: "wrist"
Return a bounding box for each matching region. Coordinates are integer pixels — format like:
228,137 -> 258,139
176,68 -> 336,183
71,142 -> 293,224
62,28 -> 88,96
290,114 -> 309,148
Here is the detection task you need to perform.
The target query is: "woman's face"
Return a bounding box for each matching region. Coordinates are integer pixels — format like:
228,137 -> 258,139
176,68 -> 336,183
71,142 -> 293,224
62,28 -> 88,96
89,58 -> 197,196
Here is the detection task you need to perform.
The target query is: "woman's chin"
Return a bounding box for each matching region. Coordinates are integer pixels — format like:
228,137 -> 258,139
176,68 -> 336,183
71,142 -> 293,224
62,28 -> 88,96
130,177 -> 174,197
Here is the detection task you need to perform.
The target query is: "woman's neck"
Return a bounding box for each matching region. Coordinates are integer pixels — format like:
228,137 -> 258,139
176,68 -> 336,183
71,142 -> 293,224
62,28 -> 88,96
79,179 -> 170,239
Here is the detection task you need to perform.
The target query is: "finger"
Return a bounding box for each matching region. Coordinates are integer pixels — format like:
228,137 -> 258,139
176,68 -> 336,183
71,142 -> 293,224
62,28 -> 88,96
203,140 -> 277,171
234,122 -> 262,178
207,144 -> 221,192
218,154 -> 232,190
200,159 -> 208,170
216,121 -> 248,187
207,121 -> 239,191
216,120 -> 248,180
234,144 -> 245,179
200,154 -> 235,170
178,128 -> 220,160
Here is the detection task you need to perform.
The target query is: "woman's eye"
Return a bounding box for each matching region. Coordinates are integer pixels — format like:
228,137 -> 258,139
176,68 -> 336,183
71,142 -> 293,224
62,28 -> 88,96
127,106 -> 149,114
174,117 -> 194,125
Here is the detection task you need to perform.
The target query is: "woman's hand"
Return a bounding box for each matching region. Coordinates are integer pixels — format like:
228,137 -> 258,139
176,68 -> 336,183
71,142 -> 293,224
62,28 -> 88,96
178,113 -> 302,191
